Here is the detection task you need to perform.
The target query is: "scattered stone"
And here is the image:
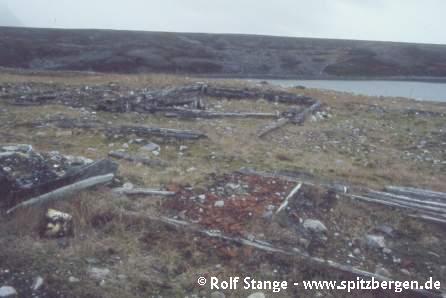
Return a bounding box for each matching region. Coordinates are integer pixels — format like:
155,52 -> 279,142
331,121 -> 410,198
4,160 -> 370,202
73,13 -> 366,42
214,200 -> 225,208
382,247 -> 392,255
66,155 -> 94,166
122,182 -> 134,190
225,183 -> 240,191
211,291 -> 226,298
0,286 -> 17,297
303,219 -> 327,234
364,234 -> 386,250
374,224 -> 396,238
87,267 -> 111,280
400,269 -> 411,276
375,266 -> 391,278
353,248 -> 361,256
298,237 -> 310,249
247,292 -> 265,298
141,142 -> 160,152
68,276 -> 80,283
31,276 -> 44,291
179,145 -> 188,151
132,138 -> 145,144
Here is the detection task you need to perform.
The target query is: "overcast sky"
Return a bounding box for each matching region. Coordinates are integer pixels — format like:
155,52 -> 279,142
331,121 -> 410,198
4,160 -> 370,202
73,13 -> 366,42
1,0 -> 445,44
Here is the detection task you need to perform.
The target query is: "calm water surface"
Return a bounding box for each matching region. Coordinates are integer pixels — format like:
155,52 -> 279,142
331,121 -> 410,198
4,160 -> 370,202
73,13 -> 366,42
254,80 -> 446,102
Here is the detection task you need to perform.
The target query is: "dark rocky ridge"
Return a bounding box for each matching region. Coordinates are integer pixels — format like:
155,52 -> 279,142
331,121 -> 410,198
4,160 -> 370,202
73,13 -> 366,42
1,26 -> 446,79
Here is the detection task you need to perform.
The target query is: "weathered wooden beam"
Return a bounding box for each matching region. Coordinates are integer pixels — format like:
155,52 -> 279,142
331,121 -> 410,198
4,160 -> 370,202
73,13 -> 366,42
164,108 -> 277,119
385,186 -> 446,203
113,188 -> 175,196
276,182 -> 302,214
109,125 -> 207,140
10,159 -> 118,202
350,194 -> 446,225
257,118 -> 290,138
7,174 -> 114,214
368,190 -> 446,210
291,100 -> 322,124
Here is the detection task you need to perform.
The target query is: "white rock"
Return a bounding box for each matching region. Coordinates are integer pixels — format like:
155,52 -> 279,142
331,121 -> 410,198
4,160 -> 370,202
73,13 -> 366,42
210,291 -> 226,298
400,269 -> 411,276
383,247 -> 392,255
247,292 -> 265,298
179,145 -> 188,151
303,219 -> 327,233
68,276 -> 80,283
87,267 -> 110,280
375,266 -> 391,278
31,276 -> 44,291
141,142 -> 160,152
123,182 -> 134,190
214,200 -> 225,208
0,286 -> 17,297
225,183 -> 240,190
364,234 -> 386,249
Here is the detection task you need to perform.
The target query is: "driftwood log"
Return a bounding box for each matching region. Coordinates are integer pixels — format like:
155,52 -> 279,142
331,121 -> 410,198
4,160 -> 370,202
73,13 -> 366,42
9,159 -> 118,204
257,118 -> 290,138
350,189 -> 446,225
276,182 -> 302,214
164,108 -> 278,119
238,168 -> 445,225
257,100 -> 322,137
385,186 -> 446,203
113,188 -> 175,196
23,118 -> 208,142
7,173 -> 115,214
290,100 -> 322,124
107,125 -> 207,140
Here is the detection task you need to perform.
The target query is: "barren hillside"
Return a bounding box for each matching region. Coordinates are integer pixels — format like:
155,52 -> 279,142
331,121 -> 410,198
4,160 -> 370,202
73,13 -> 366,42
1,27 -> 446,79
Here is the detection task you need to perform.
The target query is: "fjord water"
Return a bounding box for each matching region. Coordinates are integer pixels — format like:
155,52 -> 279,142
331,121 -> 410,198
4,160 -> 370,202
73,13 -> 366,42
260,80 -> 446,102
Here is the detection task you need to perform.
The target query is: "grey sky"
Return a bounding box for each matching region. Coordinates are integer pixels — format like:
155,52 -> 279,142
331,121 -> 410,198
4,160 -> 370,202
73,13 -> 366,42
1,0 -> 445,44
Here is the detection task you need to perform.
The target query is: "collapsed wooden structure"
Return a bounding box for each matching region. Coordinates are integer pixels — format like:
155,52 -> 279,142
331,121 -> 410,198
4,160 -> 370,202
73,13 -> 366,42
7,83 -> 323,137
